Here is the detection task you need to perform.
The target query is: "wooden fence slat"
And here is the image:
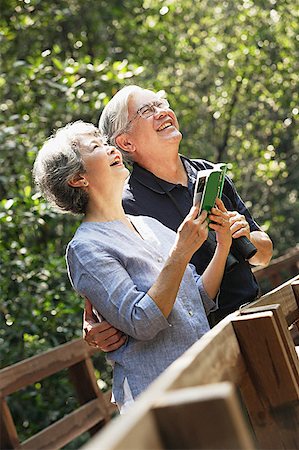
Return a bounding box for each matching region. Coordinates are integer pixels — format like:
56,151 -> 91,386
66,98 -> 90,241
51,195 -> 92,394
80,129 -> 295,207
68,358 -> 110,435
18,398 -> 106,450
247,275 -> 299,325
233,311 -> 299,407
240,304 -> 299,385
170,318 -> 246,389
0,397 -> 19,449
0,339 -> 94,396
165,316 -> 284,449
253,247 -> 299,291
152,383 -> 256,450
232,311 -> 299,449
84,409 -> 165,450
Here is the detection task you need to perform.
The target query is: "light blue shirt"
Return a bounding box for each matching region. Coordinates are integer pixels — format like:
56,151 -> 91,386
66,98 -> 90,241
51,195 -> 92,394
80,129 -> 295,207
66,215 -> 215,404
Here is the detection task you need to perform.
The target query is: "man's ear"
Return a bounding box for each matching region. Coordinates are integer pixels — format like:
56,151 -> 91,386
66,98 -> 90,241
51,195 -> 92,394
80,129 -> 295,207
116,133 -> 136,154
68,174 -> 88,188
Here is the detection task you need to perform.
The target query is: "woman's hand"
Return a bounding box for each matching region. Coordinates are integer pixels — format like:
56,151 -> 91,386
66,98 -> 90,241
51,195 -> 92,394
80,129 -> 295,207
148,205 -> 208,318
171,205 -> 208,262
208,198 -> 232,252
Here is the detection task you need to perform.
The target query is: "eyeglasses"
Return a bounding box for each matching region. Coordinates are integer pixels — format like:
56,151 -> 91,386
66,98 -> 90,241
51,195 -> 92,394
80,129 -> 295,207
126,98 -> 170,128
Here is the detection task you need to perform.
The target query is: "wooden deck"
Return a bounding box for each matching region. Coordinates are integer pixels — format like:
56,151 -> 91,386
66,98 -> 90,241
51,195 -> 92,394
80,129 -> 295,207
82,276 -> 299,450
1,246 -> 298,449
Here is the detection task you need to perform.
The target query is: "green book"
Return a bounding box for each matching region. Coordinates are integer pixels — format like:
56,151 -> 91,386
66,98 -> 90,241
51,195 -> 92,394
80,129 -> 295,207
193,163 -> 227,215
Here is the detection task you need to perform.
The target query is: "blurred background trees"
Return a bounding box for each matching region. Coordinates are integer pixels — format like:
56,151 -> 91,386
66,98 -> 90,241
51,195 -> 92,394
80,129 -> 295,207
1,0 -> 298,447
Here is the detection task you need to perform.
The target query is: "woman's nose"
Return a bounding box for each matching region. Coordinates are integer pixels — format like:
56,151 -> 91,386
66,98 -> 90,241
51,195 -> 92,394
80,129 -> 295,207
107,145 -> 116,154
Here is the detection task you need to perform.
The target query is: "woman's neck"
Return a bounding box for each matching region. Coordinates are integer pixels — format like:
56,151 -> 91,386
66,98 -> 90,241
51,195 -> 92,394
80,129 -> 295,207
84,192 -> 126,223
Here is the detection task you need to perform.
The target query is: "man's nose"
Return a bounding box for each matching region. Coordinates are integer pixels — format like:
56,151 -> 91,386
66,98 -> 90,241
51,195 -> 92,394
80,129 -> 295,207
153,108 -> 167,119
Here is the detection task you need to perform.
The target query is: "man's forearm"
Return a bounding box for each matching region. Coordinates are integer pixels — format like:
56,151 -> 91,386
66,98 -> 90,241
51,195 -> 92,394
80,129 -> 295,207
248,231 -> 273,266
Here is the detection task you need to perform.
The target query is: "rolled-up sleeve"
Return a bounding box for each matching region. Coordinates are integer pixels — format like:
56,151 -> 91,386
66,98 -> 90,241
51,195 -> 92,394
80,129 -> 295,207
67,242 -> 171,340
189,264 -> 219,315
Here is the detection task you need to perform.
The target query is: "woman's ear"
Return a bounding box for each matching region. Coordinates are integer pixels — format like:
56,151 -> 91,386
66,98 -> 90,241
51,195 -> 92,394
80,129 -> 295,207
68,174 -> 88,188
115,133 -> 136,154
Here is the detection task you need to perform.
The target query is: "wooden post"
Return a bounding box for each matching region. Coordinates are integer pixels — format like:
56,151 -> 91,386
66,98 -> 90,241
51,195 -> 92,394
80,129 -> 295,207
152,383 -> 256,450
0,396 -> 19,449
68,357 -> 110,435
232,310 -> 299,449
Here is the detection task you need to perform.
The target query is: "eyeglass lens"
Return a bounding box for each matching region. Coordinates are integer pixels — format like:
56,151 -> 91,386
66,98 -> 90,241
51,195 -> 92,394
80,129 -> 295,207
139,99 -> 169,118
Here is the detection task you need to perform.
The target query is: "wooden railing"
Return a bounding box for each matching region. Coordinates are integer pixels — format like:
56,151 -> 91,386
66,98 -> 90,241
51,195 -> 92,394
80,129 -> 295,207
81,275 -> 299,450
253,244 -> 299,293
1,272 -> 299,450
0,339 -> 117,450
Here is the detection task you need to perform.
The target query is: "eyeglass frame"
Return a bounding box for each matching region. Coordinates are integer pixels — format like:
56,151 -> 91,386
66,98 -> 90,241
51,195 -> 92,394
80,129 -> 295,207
125,98 -> 170,130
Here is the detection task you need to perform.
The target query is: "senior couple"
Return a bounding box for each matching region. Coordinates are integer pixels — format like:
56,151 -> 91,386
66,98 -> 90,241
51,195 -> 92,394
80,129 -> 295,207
33,85 -> 272,413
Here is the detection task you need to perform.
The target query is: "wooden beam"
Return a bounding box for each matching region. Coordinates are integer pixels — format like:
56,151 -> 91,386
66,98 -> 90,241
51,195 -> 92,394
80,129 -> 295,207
233,311 -> 299,407
68,357 -> 110,435
0,339 -> 96,396
246,275 -> 299,325
152,383 -> 256,450
0,396 -> 19,449
232,311 -> 299,448
19,398 -> 106,450
240,304 -> 299,385
83,409 -> 165,450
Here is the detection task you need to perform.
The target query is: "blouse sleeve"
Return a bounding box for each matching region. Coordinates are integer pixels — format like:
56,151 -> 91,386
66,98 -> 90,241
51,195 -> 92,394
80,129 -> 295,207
66,241 -> 171,341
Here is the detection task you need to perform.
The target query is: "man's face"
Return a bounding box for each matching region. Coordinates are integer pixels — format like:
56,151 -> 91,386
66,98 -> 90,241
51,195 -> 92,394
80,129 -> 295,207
126,89 -> 182,164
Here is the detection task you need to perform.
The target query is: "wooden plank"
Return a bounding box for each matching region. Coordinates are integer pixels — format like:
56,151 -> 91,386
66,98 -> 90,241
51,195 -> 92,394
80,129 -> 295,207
247,275 -> 299,325
81,317 -> 282,450
0,339 -> 95,396
232,311 -> 299,449
169,316 -> 246,388
152,383 -> 256,450
240,304 -> 299,385
68,357 -> 110,434
83,409 -> 165,450
254,248 -> 299,282
165,316 -> 284,449
292,280 -> 299,305
0,397 -> 19,449
103,390 -> 118,417
19,398 -> 106,450
233,311 -> 299,407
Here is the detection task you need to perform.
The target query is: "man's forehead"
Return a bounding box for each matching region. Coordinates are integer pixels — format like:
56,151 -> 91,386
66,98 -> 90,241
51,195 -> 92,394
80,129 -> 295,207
132,89 -> 161,106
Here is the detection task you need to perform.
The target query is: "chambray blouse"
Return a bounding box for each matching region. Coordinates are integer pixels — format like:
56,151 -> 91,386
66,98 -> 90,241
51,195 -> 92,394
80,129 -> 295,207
66,215 -> 214,404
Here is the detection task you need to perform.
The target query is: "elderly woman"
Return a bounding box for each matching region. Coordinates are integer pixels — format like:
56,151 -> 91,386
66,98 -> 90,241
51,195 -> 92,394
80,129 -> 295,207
33,121 -> 232,413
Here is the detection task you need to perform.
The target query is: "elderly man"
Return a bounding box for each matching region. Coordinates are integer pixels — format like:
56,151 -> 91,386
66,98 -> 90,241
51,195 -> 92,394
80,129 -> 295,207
84,85 -> 273,350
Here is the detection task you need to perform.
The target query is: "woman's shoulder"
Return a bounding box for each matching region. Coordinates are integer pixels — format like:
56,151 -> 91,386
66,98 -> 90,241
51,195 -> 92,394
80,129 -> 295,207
67,222 -> 118,254
128,215 -> 176,238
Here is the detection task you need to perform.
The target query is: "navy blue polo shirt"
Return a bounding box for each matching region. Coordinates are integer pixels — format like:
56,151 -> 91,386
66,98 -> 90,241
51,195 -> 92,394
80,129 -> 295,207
122,156 -> 260,314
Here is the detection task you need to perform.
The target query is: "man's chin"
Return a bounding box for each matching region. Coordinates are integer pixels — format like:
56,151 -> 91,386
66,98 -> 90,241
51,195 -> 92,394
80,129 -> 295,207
159,128 -> 182,141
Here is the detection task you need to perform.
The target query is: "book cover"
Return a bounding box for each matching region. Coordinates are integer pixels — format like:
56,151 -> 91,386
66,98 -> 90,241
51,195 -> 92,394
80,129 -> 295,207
193,163 -> 227,214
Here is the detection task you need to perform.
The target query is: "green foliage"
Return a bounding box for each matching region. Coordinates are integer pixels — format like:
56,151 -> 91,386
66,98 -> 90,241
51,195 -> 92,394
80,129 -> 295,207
1,0 -> 298,447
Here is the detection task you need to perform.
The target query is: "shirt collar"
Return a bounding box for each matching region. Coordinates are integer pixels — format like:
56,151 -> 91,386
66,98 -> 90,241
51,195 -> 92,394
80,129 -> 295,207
131,162 -> 178,194
131,154 -> 198,194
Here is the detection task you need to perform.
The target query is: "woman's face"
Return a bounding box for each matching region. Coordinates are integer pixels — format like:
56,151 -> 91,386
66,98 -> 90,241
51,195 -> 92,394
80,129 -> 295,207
77,129 -> 129,189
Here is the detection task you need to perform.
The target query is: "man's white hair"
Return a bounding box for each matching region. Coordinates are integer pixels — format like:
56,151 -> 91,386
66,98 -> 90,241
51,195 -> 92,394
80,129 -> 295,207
99,85 -> 145,149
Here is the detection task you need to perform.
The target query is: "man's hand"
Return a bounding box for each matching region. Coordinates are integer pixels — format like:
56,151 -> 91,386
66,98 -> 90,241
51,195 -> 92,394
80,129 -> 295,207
227,211 -> 251,240
227,211 -> 273,266
83,298 -> 127,352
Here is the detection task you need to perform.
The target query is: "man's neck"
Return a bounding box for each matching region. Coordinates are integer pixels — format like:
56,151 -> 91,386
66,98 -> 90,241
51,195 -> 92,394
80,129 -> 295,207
139,154 -> 188,186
